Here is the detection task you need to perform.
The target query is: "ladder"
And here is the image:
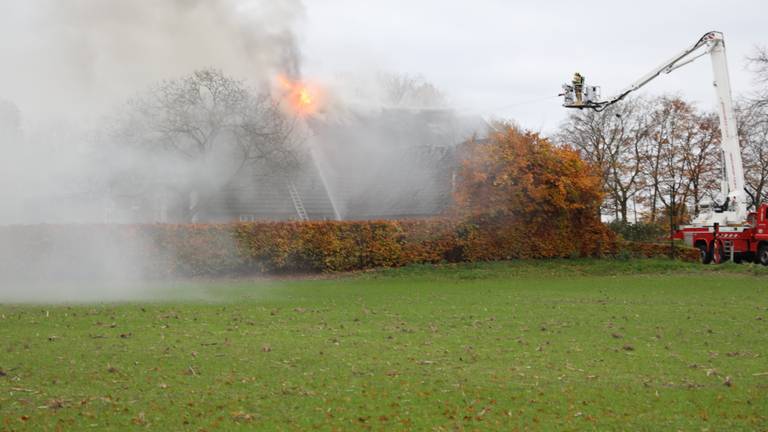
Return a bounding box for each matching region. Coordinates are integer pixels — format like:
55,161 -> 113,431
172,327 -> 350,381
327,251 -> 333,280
287,182 -> 309,221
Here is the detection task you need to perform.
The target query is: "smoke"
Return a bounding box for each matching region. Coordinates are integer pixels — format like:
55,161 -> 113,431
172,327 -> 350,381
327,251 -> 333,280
301,71 -> 483,220
0,1 -> 488,303
0,1 -> 306,302
0,0 -> 305,123
0,0 -> 307,222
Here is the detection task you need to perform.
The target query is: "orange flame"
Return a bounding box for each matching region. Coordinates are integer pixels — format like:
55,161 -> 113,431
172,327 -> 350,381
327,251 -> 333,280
275,75 -> 320,116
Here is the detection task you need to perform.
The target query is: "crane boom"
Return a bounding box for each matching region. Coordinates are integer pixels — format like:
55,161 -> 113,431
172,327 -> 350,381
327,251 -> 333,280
563,31 -> 747,225
590,32 -> 719,110
708,35 -> 746,220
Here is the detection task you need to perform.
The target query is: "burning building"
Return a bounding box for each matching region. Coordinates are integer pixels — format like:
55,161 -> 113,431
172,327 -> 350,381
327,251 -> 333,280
101,75 -> 487,224
182,106 -> 486,223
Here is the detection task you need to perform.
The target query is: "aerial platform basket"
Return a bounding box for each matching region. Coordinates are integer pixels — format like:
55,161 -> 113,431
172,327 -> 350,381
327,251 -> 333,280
561,84 -> 602,109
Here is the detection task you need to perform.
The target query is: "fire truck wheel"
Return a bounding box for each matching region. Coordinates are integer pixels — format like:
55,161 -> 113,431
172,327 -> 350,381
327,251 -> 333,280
759,245 -> 768,266
712,240 -> 724,265
697,243 -> 712,264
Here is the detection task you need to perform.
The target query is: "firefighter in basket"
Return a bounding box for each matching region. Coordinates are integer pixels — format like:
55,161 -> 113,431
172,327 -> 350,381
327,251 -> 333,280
572,72 -> 585,105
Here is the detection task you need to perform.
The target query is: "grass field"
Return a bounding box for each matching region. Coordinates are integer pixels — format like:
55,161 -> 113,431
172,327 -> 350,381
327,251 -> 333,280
1,259 -> 767,431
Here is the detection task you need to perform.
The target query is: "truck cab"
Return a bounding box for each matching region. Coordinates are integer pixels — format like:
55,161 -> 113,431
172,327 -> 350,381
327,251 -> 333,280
756,204 -> 768,240
754,204 -> 768,266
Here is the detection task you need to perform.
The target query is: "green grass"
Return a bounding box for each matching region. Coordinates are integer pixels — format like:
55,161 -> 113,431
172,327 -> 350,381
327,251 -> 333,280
1,259 -> 767,431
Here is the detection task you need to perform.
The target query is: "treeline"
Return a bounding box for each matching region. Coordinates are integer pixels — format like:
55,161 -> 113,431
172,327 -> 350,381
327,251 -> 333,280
556,50 -> 768,225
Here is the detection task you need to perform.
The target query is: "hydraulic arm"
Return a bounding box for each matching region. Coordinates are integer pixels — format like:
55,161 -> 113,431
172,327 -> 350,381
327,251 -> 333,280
563,31 -> 747,224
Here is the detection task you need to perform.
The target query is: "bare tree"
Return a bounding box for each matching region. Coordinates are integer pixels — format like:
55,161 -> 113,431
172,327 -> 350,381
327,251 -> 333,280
557,97 -> 649,221
642,97 -> 687,225
739,102 -> 768,209
740,48 -> 768,209
748,46 -> 768,107
380,73 -> 447,108
681,111 -> 720,215
640,97 -> 722,227
111,69 -> 302,221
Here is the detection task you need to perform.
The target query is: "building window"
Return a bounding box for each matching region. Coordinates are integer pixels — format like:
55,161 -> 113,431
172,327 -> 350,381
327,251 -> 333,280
239,215 -> 256,223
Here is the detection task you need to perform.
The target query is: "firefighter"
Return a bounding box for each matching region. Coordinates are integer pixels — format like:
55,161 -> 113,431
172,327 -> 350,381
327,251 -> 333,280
572,72 -> 585,105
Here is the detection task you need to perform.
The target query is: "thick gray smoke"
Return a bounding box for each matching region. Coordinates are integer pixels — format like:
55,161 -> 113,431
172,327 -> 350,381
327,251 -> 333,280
0,0 -> 304,123
0,1 -> 306,302
0,0 -> 306,223
0,1 -> 487,303
305,72 -> 483,220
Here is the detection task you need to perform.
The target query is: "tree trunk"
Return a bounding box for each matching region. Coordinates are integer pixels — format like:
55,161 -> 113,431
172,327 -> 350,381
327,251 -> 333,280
619,197 -> 628,223
650,188 -> 658,223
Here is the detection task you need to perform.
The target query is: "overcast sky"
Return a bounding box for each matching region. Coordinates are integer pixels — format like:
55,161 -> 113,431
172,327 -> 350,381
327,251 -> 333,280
301,0 -> 767,133
0,1 -> 765,136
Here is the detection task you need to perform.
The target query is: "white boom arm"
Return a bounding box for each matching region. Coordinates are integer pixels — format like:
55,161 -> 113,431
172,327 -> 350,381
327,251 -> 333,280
566,31 -> 747,223
707,34 -> 746,221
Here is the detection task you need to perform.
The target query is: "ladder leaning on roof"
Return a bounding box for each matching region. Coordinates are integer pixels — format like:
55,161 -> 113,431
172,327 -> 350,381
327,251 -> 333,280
287,181 -> 310,221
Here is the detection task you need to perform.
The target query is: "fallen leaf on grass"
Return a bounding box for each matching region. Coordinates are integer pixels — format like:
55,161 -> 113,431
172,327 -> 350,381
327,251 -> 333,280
611,333 -> 623,339
261,345 -> 272,353
46,399 -> 65,410
622,345 -> 634,351
11,387 -> 35,393
132,412 -> 147,425
231,411 -> 256,422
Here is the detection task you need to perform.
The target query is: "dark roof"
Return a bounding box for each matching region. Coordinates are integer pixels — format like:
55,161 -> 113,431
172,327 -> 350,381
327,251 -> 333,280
308,108 -> 485,219
199,108 -> 487,222
201,159 -> 338,222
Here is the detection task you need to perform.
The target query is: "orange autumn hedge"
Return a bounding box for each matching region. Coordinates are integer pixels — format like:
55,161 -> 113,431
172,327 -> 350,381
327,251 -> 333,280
619,240 -> 700,262
0,219 -> 617,279
164,219 -> 619,276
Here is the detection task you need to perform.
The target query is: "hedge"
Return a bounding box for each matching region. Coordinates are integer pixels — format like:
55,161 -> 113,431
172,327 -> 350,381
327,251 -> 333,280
0,218 -> 623,279
619,241 -> 700,262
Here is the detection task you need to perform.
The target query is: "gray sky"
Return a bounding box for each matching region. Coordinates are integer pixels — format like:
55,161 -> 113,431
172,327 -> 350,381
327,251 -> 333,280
0,0 -> 765,135
301,0 -> 767,133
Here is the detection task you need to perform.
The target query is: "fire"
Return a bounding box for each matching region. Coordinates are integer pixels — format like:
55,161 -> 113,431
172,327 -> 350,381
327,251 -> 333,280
275,74 -> 321,116
298,88 -> 313,107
